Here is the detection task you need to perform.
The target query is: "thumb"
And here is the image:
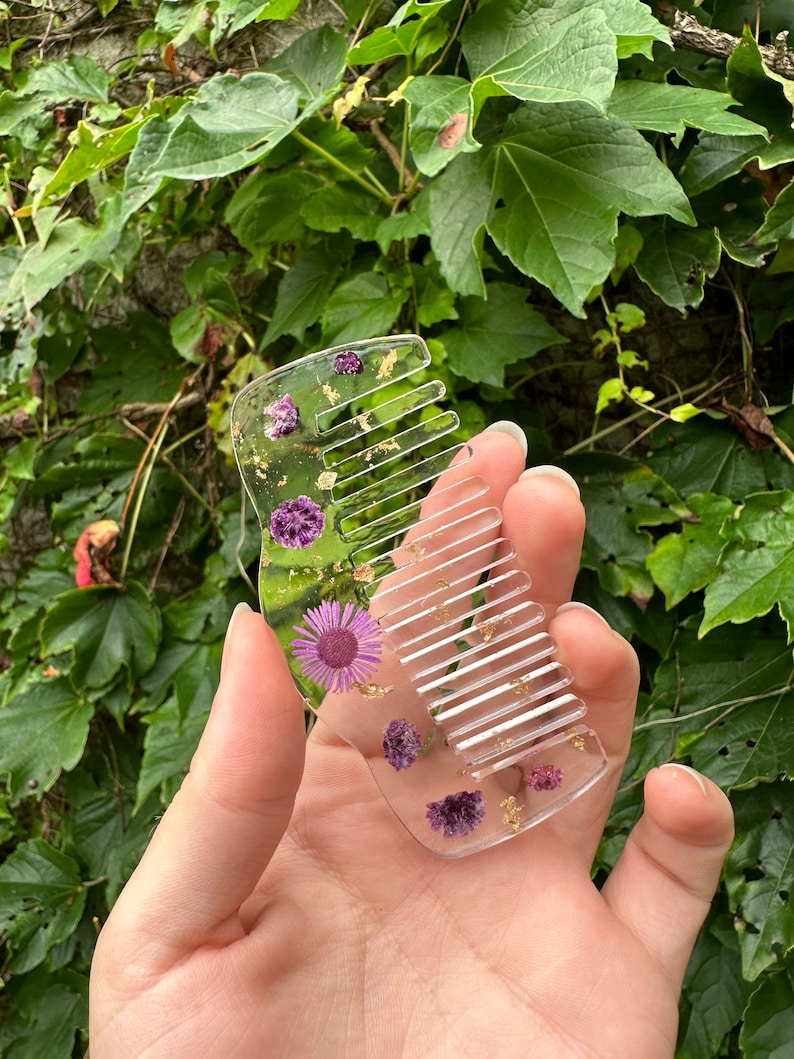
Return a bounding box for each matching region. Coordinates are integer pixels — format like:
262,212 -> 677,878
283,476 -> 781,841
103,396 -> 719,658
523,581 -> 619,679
602,763 -> 734,989
103,603 -> 306,959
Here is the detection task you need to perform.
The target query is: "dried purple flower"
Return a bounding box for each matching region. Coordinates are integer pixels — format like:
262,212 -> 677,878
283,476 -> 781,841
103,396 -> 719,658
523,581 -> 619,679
333,351 -> 364,375
383,718 -> 422,771
292,600 -> 382,694
270,496 -> 325,549
264,393 -> 300,439
525,764 -> 563,791
426,790 -> 486,838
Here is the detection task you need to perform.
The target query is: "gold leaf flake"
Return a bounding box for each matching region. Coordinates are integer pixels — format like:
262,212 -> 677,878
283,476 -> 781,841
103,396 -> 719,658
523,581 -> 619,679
433,604 -> 450,623
511,676 -> 532,695
333,562 -> 343,573
231,421 -> 243,440
500,796 -> 524,833
355,412 -> 372,431
352,681 -> 394,699
353,563 -> 375,583
377,348 -> 398,379
476,613 -> 512,642
569,731 -> 586,751
277,475 -> 288,487
261,553 -> 271,568
316,470 -> 338,490
436,577 -> 450,588
322,382 -> 340,405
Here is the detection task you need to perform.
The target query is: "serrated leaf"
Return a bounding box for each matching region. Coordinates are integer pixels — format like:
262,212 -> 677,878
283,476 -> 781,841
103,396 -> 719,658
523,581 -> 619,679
575,459 -> 683,597
40,582 -> 161,689
301,183 -> 383,240
262,247 -> 340,346
264,24 -> 347,114
647,416 -> 794,500
320,272 -> 408,347
701,490 -> 794,639
678,132 -> 768,198
36,118 -> 146,206
404,76 -> 480,177
678,917 -> 753,1059
134,691 -> 209,811
648,622 -> 794,789
431,103 -> 694,315
226,169 -> 323,265
725,25 -> 794,169
1,971 -> 88,1059
647,492 -> 736,608
0,839 -> 86,973
633,220 -> 721,312
0,677 -> 94,801
348,3 -> 446,63
25,55 -> 114,103
437,282 -> 565,387
375,197 -> 431,253
123,73 -> 300,216
608,80 -> 766,144
461,0 -> 617,111
754,179 -> 794,244
724,782 -> 794,980
739,965 -> 794,1056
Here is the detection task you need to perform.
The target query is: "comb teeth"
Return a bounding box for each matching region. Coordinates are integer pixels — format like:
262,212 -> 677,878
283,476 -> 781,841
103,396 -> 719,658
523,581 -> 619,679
231,334 -> 608,856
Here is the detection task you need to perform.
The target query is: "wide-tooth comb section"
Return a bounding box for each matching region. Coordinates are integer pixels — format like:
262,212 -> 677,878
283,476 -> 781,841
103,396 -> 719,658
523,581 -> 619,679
319,380 -> 447,448
231,334 -> 608,857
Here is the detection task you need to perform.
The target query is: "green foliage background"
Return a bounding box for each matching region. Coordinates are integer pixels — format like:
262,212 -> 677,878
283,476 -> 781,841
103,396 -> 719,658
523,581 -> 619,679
1,0 -> 794,1053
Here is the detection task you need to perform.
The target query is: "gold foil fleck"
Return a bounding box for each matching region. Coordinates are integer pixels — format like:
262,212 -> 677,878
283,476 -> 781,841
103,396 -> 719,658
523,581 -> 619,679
231,421 -> 243,440
434,604 -> 450,623
355,412 -> 372,431
277,475 -> 288,487
322,382 -> 340,405
436,577 -> 450,589
377,348 -> 398,379
352,681 -> 394,699
511,676 -> 532,696
316,470 -> 338,490
353,563 -> 376,583
476,613 -> 513,642
404,540 -> 426,562
500,796 -> 524,833
333,562 -> 342,573
261,553 -> 271,568
569,731 -> 587,751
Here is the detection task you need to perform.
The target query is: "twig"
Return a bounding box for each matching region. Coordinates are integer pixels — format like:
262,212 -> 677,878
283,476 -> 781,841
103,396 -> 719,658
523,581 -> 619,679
670,9 -> 794,80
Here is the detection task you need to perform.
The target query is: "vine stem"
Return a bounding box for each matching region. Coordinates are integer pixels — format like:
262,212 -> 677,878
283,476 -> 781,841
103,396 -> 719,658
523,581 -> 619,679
291,129 -> 393,206
118,366 -> 204,582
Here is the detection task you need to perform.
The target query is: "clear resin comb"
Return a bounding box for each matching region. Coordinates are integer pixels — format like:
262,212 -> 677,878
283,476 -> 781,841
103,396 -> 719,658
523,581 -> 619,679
231,335 -> 607,856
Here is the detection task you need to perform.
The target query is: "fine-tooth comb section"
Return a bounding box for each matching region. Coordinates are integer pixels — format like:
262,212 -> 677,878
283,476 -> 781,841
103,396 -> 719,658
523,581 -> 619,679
230,334 -> 608,857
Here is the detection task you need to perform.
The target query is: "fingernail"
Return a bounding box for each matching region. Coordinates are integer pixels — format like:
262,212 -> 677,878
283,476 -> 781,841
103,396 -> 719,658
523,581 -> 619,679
221,601 -> 253,677
555,600 -> 609,625
485,420 -> 528,457
520,465 -> 580,497
658,762 -> 710,798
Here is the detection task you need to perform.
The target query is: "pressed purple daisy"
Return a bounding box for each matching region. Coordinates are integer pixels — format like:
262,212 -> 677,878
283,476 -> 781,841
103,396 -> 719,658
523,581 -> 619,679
426,790 -> 486,838
264,393 -> 300,439
292,601 -> 382,694
333,351 -> 364,375
525,763 -> 563,791
383,718 -> 422,771
270,496 -> 325,549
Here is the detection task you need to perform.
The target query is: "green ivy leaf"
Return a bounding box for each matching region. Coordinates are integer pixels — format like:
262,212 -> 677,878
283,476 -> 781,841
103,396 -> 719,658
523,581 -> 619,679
608,80 -> 766,144
725,781 -> 794,980
726,25 -> 794,168
739,965 -> 794,1056
40,582 -> 161,689
0,676 -> 94,801
134,690 -> 209,812
320,272 -> 409,346
648,622 -> 794,789
647,492 -> 737,609
262,246 -> 341,346
123,73 -> 300,215
574,459 -> 683,598
0,839 -> 87,973
0,972 -> 88,1059
438,283 -> 565,387
348,2 -> 449,63
25,55 -> 114,104
678,132 -> 768,198
264,24 -> 347,114
678,914 -> 753,1059
431,104 -> 694,315
754,180 -> 794,244
225,169 -> 322,265
701,491 -> 794,639
404,76 -> 480,177
461,0 -> 617,110
301,183 -> 383,240
633,220 -> 721,313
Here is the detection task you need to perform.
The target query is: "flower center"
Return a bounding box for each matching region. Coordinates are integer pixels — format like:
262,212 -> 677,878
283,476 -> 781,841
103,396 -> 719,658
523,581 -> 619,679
316,628 -> 358,669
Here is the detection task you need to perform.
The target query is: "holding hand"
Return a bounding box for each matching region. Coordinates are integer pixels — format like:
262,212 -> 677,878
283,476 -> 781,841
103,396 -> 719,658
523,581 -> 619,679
89,426 -> 734,1058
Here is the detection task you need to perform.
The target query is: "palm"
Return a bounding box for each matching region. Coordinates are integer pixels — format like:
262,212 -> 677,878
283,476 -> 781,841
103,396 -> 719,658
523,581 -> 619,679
90,432 -> 733,1058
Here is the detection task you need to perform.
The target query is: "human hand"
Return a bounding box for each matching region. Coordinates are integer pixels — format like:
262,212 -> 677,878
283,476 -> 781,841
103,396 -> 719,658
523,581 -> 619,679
89,425 -> 734,1058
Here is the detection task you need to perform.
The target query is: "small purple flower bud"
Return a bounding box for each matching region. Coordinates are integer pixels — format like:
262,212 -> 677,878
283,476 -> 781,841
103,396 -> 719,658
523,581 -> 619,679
383,718 -> 423,771
270,496 -> 325,549
333,351 -> 364,375
426,790 -> 486,838
264,393 -> 300,439
525,764 -> 563,791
